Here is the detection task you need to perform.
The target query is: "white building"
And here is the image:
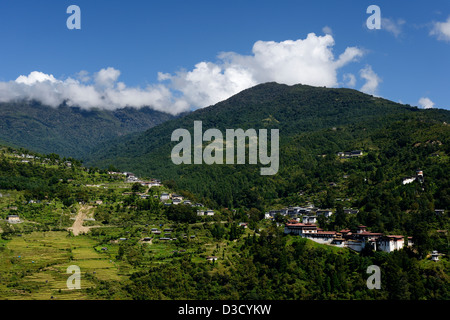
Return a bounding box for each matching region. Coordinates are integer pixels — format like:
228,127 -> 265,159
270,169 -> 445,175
171,194 -> 184,201
7,215 -> 20,223
302,215 -> 317,224
377,235 -> 412,253
402,177 -> 416,185
160,193 -> 170,201
431,250 -> 440,262
316,210 -> 333,218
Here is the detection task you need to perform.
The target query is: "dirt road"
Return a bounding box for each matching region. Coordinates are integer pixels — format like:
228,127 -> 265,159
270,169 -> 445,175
68,205 -> 93,236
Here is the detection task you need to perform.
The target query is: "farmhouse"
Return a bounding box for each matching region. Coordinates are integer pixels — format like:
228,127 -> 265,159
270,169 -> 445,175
431,250 -> 440,262
344,208 -> 359,214
171,194 -> 184,201
337,150 -> 363,158
160,193 -> 170,201
316,210 -> 333,218
6,215 -> 20,223
206,256 -> 218,261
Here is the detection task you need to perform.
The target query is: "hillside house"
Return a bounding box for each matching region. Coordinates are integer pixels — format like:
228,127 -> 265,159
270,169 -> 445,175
337,152 -> 351,158
7,215 -> 20,223
316,210 -> 333,218
284,222 -> 340,244
431,250 -> 440,262
337,150 -> 363,158
285,222 -> 412,253
284,222 -> 318,236
206,210 -> 215,216
416,170 -> 424,183
206,256 -> 218,261
356,225 -> 368,233
160,193 -> 170,201
344,208 -> 359,214
172,199 -> 181,205
171,194 -> 184,201
302,215 -> 317,224
377,235 -> 412,253
351,150 -> 363,157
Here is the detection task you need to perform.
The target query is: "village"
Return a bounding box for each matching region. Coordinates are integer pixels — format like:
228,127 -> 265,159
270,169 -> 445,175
114,171 -> 215,216
2,155 -> 446,260
265,166 -> 446,256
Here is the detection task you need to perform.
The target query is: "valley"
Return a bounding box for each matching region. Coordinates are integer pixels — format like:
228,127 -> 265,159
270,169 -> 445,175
0,83 -> 448,300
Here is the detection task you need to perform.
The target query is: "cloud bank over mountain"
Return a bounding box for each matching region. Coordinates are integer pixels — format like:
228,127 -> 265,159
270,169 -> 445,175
0,33 -> 373,115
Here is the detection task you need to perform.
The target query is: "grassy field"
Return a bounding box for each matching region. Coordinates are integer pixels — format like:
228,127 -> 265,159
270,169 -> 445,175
0,231 -> 130,300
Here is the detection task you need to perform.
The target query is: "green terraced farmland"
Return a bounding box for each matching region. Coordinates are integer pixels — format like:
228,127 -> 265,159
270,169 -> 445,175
0,231 -> 129,300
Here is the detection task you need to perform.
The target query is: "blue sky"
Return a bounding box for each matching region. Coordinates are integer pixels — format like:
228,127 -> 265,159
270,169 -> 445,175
0,0 -> 449,113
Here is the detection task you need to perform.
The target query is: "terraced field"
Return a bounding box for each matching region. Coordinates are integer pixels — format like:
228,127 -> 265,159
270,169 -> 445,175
0,231 -> 130,300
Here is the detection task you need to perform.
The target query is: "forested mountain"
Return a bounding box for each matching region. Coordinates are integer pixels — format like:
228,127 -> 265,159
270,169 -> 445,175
0,101 -> 175,158
86,82 -> 450,215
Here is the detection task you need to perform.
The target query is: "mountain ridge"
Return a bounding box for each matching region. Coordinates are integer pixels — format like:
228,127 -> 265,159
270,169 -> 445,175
83,82 -> 450,210
0,101 -> 176,158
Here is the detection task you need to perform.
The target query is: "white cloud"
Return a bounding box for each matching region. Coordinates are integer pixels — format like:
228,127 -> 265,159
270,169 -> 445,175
94,67 -> 121,88
381,18 -> 405,37
0,68 -> 188,115
15,71 -> 58,85
343,73 -> 356,87
166,33 -> 364,108
76,70 -> 91,83
430,16 -> 450,42
322,26 -> 333,35
0,33 -> 366,114
359,65 -> 381,95
418,97 -> 435,109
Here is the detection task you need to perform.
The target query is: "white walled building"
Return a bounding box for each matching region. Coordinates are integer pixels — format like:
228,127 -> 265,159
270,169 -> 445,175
160,193 -> 170,201
377,235 -> 412,253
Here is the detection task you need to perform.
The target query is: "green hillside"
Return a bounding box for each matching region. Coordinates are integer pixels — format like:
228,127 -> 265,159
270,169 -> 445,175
0,144 -> 448,300
86,83 -> 450,214
0,101 -> 175,158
